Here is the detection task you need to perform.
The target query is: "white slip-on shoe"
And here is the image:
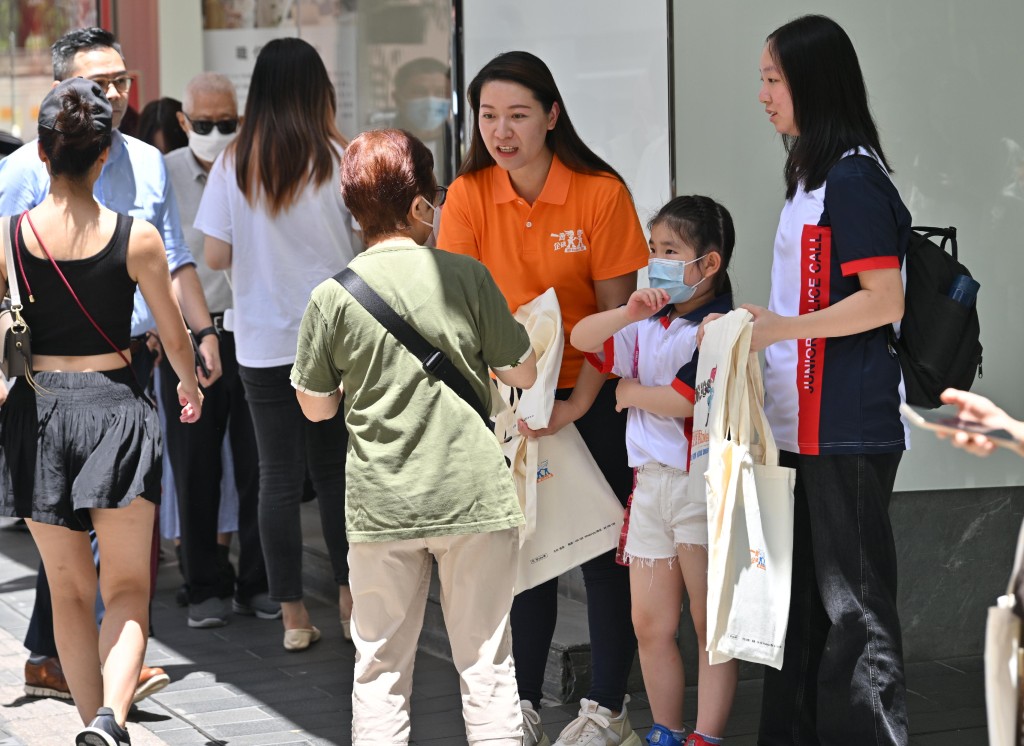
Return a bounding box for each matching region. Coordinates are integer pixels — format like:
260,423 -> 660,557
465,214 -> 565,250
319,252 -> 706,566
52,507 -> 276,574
283,626 -> 321,651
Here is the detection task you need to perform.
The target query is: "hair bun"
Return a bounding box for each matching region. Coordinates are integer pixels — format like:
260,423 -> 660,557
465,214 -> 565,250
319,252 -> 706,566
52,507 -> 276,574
38,77 -> 113,136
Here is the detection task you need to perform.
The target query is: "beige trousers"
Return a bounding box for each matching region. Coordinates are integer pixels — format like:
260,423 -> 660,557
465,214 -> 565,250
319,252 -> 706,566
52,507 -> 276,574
349,527 -> 523,745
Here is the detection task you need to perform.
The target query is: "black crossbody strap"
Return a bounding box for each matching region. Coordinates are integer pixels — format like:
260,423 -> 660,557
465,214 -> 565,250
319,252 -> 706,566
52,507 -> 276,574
334,267 -> 490,426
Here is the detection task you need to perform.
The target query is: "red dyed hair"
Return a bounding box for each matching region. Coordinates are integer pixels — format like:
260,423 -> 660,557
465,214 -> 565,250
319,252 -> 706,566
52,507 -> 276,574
341,129 -> 435,244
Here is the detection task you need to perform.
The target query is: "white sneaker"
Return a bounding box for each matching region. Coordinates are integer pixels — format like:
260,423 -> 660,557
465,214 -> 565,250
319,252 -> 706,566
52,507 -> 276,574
522,700 -> 551,746
552,696 -> 642,746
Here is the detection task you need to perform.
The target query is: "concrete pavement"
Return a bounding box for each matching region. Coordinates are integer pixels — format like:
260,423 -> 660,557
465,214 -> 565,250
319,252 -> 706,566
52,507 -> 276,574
0,516 -> 989,744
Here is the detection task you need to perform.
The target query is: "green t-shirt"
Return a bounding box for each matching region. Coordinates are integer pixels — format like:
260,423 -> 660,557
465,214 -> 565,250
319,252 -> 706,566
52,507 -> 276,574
291,240 -> 531,543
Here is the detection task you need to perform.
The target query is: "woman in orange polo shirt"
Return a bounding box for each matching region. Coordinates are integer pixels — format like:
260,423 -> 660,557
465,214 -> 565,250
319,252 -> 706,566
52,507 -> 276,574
438,51 -> 648,746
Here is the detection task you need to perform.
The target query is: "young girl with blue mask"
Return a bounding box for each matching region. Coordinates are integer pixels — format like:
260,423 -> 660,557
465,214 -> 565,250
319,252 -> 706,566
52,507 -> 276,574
571,195 -> 740,746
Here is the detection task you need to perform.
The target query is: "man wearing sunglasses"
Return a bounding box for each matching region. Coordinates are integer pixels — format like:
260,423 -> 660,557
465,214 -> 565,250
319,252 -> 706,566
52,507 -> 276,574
0,26 -> 223,709
159,72 -> 273,631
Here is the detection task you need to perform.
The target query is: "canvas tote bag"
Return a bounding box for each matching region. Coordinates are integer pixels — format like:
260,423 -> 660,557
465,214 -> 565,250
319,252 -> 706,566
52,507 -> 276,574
701,310 -> 753,663
494,288 -> 564,543
986,518 -> 1024,745
688,309 -> 750,504
494,289 -> 622,593
701,310 -> 795,669
709,344 -> 795,668
513,422 -> 625,593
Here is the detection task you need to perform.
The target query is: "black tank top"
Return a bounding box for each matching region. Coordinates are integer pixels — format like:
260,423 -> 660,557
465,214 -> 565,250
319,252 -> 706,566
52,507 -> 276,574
10,212 -> 136,356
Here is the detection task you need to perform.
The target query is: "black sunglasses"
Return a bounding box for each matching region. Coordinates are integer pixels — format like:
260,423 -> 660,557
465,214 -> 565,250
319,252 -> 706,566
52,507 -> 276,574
185,114 -> 239,136
434,185 -> 448,207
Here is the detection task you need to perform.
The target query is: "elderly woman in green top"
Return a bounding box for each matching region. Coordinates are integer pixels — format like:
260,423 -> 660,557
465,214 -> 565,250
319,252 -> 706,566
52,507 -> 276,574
291,129 -> 537,746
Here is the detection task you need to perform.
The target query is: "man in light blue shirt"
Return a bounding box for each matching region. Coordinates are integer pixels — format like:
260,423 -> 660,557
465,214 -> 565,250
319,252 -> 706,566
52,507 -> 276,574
1,26 -> 221,707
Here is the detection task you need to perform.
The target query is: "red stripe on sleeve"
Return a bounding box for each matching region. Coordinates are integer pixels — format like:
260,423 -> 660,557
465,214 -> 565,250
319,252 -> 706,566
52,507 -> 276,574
672,378 -> 695,403
584,337 -> 616,374
840,255 -> 900,277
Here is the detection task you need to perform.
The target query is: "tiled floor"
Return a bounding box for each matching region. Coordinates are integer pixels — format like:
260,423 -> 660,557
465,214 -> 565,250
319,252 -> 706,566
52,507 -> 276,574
0,518 -> 988,744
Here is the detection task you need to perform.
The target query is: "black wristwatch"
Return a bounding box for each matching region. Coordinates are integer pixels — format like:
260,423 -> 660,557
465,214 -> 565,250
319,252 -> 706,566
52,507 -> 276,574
194,325 -> 219,343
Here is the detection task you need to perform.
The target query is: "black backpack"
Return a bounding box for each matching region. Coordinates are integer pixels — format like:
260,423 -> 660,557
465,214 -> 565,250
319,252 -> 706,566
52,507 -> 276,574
890,226 -> 983,409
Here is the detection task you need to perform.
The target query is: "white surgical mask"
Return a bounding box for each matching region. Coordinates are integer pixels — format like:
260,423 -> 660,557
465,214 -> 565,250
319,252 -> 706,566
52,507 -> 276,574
401,96 -> 450,132
647,256 -> 706,303
416,197 -> 441,246
187,128 -> 236,164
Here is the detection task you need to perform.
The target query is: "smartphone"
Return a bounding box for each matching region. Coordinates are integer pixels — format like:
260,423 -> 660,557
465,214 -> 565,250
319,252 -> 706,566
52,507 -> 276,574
191,332 -> 211,379
900,403 -> 1019,447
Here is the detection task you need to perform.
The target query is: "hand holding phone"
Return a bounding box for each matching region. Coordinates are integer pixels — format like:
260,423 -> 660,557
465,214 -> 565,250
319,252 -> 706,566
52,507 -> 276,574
901,403 -> 1020,450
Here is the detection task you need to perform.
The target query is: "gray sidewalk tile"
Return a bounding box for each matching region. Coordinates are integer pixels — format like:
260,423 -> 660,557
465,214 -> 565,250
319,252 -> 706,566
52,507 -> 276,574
222,732 -> 314,745
189,705 -> 276,727
150,728 -> 220,745
165,692 -> 264,716
155,684 -> 237,706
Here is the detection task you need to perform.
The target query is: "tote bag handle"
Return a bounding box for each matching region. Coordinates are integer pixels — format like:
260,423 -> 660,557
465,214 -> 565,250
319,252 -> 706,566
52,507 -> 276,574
743,353 -> 781,468
726,322 -> 753,449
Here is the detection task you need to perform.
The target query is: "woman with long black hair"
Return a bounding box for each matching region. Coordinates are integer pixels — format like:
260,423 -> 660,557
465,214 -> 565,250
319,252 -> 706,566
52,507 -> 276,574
747,15 -> 911,745
195,37 -> 357,651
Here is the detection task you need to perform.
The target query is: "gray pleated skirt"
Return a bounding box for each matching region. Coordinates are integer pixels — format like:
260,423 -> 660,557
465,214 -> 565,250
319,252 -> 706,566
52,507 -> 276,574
0,369 -> 161,532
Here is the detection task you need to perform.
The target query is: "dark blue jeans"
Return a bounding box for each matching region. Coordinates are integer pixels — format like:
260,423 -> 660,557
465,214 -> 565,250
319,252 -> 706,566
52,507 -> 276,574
238,364 -> 349,602
759,451 -> 906,746
511,379 -> 637,712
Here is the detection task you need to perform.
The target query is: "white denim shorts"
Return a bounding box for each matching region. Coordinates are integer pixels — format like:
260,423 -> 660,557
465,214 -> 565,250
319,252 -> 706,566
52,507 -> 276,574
623,462 -> 707,562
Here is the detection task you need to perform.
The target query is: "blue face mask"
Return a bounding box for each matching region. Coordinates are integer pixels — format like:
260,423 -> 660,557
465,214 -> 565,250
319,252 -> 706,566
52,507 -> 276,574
647,257 -> 706,303
401,96 -> 450,132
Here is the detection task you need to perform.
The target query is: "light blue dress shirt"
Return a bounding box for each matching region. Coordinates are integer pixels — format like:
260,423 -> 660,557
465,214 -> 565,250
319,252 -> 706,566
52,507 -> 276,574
0,130 -> 195,335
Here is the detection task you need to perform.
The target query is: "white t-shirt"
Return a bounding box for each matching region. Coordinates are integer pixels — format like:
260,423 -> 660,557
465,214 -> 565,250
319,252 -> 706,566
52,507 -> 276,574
585,294 -> 733,471
194,145 -> 356,367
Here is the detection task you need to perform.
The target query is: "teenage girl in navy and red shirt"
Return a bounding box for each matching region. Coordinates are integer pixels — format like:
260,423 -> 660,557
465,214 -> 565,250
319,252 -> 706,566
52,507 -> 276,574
747,14 -> 912,746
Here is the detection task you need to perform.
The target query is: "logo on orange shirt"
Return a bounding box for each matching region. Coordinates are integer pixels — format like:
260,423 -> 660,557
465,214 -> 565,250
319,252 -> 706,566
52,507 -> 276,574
550,229 -> 588,253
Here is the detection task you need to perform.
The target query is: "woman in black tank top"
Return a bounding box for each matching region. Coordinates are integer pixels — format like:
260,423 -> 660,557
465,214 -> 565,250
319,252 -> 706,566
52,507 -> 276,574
0,78 -> 203,746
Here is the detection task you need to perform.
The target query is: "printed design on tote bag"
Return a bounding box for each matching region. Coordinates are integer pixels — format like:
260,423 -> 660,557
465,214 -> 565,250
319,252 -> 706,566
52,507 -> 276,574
537,460 -> 554,484
550,229 -> 588,253
690,365 -> 718,463
693,366 -> 718,426
750,548 -> 766,571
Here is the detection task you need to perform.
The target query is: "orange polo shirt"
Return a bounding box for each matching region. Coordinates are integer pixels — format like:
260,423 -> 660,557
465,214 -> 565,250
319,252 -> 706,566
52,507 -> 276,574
438,155 -> 649,389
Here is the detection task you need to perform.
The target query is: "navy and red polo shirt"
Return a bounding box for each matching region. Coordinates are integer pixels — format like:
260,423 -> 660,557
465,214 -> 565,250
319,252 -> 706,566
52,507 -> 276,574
763,150 -> 912,455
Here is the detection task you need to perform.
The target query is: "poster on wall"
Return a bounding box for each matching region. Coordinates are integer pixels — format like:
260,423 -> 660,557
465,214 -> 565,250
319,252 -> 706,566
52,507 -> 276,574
201,0 -> 358,136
